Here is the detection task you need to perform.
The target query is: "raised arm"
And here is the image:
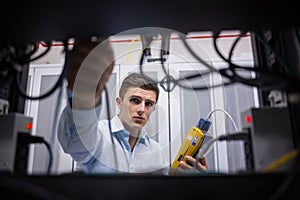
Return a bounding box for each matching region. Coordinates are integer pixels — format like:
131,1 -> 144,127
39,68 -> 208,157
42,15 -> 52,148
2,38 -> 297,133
67,38 -> 115,109
57,38 -> 115,165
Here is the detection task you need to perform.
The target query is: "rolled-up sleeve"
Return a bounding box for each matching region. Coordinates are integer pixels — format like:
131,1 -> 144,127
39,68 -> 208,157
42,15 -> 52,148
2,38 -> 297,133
57,100 -> 102,164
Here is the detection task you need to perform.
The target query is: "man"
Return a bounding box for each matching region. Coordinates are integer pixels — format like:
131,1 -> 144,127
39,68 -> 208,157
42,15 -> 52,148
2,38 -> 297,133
58,38 -> 208,175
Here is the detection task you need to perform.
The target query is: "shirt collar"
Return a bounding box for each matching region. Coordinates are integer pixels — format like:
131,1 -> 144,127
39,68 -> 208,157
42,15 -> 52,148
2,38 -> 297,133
110,115 -> 148,144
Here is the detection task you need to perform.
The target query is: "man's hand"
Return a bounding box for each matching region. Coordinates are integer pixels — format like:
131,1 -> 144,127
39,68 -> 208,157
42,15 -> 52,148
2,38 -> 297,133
178,155 -> 208,171
67,38 -> 115,109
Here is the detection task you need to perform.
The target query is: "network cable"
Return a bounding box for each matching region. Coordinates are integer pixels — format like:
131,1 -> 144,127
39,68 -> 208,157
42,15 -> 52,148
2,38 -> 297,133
194,131 -> 249,172
15,39 -> 70,100
206,108 -> 239,132
18,133 -> 53,175
193,108 -> 244,171
104,85 -> 119,172
136,30 -> 300,92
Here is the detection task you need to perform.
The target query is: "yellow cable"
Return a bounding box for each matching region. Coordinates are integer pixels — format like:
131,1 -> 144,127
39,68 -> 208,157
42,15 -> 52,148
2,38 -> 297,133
126,36 -> 141,63
263,149 -> 298,173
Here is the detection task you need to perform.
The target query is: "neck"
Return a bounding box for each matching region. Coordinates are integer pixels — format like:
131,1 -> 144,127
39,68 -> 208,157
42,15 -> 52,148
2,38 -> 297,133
118,115 -> 142,151
128,135 -> 139,152
127,128 -> 140,152
118,115 -> 141,137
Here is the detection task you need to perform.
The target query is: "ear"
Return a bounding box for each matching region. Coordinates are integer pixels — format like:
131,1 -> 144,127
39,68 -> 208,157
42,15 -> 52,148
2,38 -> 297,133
116,97 -> 122,109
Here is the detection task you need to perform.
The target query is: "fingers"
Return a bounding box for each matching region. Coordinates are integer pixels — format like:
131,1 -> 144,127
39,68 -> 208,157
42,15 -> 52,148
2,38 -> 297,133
178,156 -> 208,171
178,161 -> 192,170
198,157 -> 208,170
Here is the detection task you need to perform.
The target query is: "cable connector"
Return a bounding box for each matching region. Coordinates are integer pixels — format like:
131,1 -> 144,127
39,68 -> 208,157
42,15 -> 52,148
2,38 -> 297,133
197,118 -> 211,132
0,99 -> 9,115
197,131 -> 250,160
161,31 -> 171,62
140,33 -> 153,57
17,133 -> 52,175
18,133 -> 45,144
217,132 -> 249,141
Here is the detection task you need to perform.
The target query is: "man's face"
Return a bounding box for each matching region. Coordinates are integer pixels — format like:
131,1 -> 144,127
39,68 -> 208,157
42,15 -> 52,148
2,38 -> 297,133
116,87 -> 157,134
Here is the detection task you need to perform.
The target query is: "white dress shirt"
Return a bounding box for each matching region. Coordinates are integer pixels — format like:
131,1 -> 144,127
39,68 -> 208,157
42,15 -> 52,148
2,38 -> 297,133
57,100 -> 169,175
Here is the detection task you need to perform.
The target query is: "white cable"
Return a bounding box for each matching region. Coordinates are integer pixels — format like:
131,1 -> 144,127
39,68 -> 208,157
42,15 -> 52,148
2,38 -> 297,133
206,108 -> 238,132
198,137 -> 218,159
195,108 -> 244,173
193,108 -> 239,170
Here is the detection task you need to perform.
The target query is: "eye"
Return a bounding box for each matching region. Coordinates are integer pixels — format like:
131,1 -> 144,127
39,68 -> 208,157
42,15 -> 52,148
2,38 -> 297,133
129,97 -> 141,105
145,101 -> 155,107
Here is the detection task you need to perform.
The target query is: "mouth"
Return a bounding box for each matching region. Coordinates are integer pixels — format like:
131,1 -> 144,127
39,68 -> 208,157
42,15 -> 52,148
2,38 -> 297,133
133,116 -> 145,123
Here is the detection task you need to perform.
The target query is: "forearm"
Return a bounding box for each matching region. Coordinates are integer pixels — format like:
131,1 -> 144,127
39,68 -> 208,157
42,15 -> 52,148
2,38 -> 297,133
66,39 -> 114,109
57,101 -> 102,164
71,92 -> 101,109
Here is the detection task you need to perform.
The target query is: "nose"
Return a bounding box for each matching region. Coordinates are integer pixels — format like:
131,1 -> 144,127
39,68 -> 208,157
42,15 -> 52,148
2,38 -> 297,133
137,101 -> 146,114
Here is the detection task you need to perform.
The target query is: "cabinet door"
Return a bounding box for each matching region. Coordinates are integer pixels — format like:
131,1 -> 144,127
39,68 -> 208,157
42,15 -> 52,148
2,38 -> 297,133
169,60 -> 258,173
25,64 -> 68,174
26,64 -> 120,174
212,60 -> 259,173
169,62 -> 221,172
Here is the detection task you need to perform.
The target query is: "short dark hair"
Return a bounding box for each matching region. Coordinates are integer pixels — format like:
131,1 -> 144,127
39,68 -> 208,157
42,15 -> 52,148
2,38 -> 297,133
119,73 -> 159,102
